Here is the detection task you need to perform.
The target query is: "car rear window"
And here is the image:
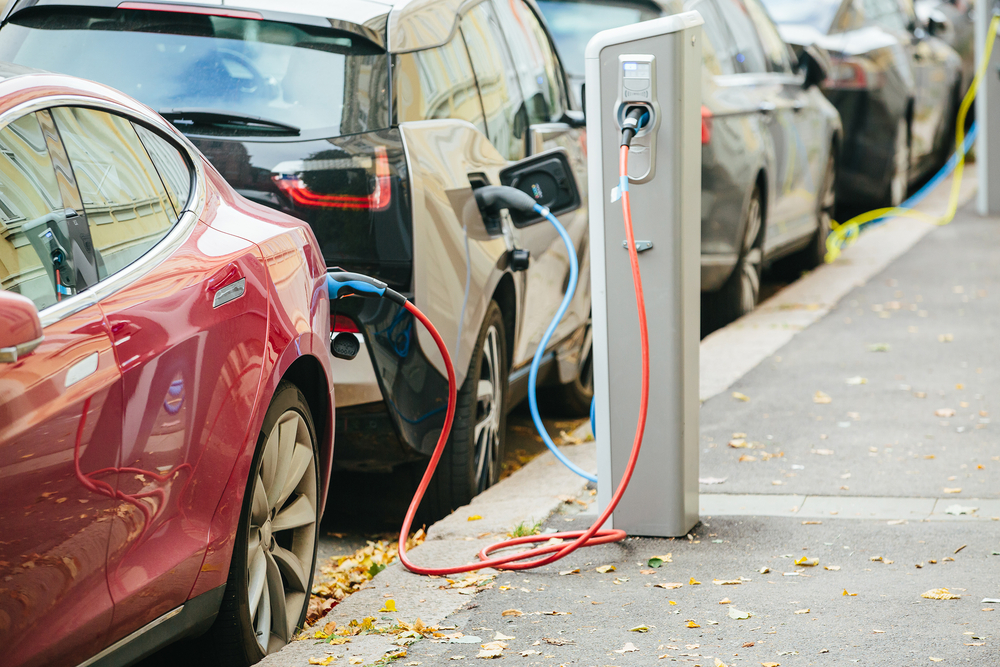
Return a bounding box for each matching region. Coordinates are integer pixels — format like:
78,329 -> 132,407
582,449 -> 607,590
0,7 -> 390,137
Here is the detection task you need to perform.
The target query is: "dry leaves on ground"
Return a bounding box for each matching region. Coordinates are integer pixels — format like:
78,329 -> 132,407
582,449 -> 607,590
813,391 -> 832,404
648,554 -> 672,568
596,564 -> 616,573
732,392 -> 750,402
727,608 -> 751,620
655,582 -> 684,590
922,588 -> 961,600
308,530 -> 425,624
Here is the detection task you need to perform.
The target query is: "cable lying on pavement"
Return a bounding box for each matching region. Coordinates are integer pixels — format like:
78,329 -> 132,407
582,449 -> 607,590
825,14 -> 1000,263
326,110 -> 653,574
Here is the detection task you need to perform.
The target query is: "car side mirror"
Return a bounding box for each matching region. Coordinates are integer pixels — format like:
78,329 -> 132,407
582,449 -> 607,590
499,148 -> 581,226
0,292 -> 43,363
798,45 -> 829,89
925,10 -> 951,37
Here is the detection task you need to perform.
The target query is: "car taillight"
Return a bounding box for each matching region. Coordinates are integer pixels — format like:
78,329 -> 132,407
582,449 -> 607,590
332,314 -> 360,333
823,57 -> 880,90
272,146 -> 392,210
701,105 -> 712,145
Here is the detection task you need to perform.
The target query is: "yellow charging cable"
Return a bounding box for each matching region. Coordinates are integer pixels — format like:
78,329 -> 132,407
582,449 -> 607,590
825,14 -> 1000,263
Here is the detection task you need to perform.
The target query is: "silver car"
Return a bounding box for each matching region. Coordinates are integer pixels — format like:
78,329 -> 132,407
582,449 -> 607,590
539,0 -> 843,331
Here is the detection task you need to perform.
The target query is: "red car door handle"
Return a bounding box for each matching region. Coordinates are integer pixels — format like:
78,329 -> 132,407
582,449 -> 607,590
207,262 -> 246,308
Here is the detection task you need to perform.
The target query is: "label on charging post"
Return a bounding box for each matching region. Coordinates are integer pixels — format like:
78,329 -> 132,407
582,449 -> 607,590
616,55 -> 658,183
622,61 -> 651,100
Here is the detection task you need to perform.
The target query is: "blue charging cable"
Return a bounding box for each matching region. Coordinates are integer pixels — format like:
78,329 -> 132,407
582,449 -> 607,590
527,203 -> 598,482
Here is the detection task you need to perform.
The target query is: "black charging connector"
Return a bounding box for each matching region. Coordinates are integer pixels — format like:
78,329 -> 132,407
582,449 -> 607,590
620,106 -> 650,148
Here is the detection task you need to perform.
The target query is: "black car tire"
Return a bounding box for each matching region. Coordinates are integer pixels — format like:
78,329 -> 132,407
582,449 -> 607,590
420,301 -> 508,520
702,185 -> 763,333
199,381 -> 320,667
776,149 -> 836,275
541,318 -> 594,417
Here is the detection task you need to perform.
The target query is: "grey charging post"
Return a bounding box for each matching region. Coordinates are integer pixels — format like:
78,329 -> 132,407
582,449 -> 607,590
586,13 -> 702,537
976,1 -> 1000,215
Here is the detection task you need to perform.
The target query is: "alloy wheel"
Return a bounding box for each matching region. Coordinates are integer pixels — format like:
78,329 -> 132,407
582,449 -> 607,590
738,196 -> 763,315
246,410 -> 317,654
890,119 -> 909,207
473,325 -> 502,493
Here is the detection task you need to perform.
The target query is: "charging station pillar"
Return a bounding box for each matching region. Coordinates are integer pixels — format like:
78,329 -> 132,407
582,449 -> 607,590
976,1 -> 1000,215
586,12 -> 702,537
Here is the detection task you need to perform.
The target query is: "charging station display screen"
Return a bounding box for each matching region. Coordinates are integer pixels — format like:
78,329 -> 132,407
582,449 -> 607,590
623,62 -> 650,78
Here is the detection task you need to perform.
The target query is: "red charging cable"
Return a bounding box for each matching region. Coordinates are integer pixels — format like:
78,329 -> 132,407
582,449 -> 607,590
398,145 -> 648,575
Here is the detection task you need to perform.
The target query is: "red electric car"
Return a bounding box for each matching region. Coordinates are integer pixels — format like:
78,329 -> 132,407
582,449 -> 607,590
0,64 -> 333,666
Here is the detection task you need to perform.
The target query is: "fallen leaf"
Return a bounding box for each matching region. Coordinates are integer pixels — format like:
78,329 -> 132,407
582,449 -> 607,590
308,658 -> 335,665
615,642 -> 639,653
824,565 -> 841,571
640,569 -> 656,575
739,455 -> 757,462
728,608 -> 751,620
648,554 -> 672,568
811,449 -> 834,456
349,659 -> 364,665
759,567 -> 771,574
843,589 -> 857,597
742,642 -> 755,648
542,610 -> 571,616
732,392 -> 750,402
794,609 -> 810,614
868,343 -> 891,352
380,599 -> 396,612
813,391 -> 832,404
801,521 -> 822,525
845,376 -> 867,385
934,408 -> 956,417
542,637 -> 573,646
519,650 -> 540,657
938,333 -> 954,343
719,598 -> 732,604
943,488 -> 963,494
715,659 -> 729,667
493,632 -> 514,641
467,515 -> 482,521
596,564 -> 616,573
794,557 -> 819,567
685,620 -> 701,628
699,476 -> 728,484
930,658 -> 943,662
630,625 -> 650,632
501,609 -> 522,617
689,577 -> 701,585
761,663 -> 780,667
655,582 -> 684,589
870,556 -> 883,562
728,439 -> 751,448
713,579 -> 742,585
954,544 -> 967,554
922,588 -> 961,600
559,568 -> 580,576
477,647 -> 504,659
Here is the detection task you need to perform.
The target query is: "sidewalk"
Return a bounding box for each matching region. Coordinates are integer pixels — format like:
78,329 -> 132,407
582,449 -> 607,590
264,180 -> 999,666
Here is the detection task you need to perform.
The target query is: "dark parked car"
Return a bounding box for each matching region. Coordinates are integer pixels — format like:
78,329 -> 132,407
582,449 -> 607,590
763,0 -> 963,208
538,0 -> 842,330
0,0 -> 594,516
0,65 -> 333,666
916,0 -> 976,97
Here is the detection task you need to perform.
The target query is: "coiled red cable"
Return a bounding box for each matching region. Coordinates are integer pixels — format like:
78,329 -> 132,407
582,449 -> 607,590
397,144 -> 648,574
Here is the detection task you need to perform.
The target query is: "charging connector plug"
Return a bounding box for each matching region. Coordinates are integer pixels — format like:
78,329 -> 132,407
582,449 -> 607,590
621,106 -> 650,148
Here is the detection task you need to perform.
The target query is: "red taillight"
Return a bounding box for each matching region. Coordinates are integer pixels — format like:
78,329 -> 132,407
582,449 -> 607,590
332,314 -> 360,333
117,2 -> 262,19
701,105 -> 712,145
272,146 -> 392,210
824,59 -> 868,90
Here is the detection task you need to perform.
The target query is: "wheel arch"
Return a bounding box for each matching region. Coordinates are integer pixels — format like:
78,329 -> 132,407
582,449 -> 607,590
491,271 -> 517,367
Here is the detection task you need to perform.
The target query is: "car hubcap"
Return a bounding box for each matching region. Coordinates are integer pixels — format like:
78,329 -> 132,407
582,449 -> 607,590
473,326 -> 502,493
891,120 -> 909,206
739,197 -> 762,314
247,410 -> 316,654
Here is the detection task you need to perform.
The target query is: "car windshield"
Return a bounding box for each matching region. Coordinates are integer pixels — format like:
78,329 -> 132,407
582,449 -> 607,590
759,0 -> 843,32
536,0 -> 662,77
0,7 -> 389,136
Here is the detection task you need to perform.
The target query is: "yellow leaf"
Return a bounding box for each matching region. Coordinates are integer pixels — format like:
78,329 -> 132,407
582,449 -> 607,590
715,659 -> 729,667
762,663 -> 780,667
794,609 -> 810,614
813,391 -> 832,404
313,631 -> 330,639
738,454 -> 757,462
467,515 -> 482,521
712,579 -> 742,585
824,565 -> 841,571
328,637 -> 350,645
654,582 -> 683,589
686,620 -> 701,628
308,657 -> 335,665
380,599 -> 397,612
719,598 -> 731,604
732,392 -> 750,402
559,568 -> 580,576
943,488 -> 962,494
922,588 -> 961,600
595,564 -> 616,573
629,625 -> 650,632
501,609 -> 522,617
843,589 -> 857,597
794,556 -> 819,567
349,659 -> 364,665
689,577 -> 701,585
930,658 -> 944,662
669,600 -> 677,605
